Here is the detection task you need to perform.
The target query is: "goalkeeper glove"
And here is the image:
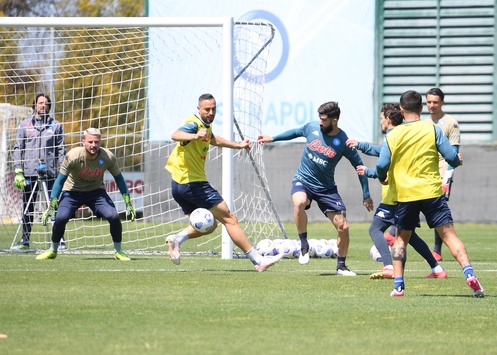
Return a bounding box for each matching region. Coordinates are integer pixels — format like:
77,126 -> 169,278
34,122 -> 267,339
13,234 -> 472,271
13,168 -> 27,189
42,198 -> 58,226
123,193 -> 136,221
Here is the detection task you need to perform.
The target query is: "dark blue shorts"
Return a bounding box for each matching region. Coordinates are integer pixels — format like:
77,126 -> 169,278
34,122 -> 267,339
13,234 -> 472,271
290,179 -> 346,214
58,189 -> 118,219
171,180 -> 224,215
395,196 -> 453,231
373,203 -> 396,225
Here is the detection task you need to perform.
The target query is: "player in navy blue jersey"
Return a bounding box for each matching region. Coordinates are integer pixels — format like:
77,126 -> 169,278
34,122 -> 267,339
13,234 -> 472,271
258,101 -> 374,276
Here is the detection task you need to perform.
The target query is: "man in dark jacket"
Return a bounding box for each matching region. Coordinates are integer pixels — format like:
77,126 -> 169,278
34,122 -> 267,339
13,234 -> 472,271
11,93 -> 66,250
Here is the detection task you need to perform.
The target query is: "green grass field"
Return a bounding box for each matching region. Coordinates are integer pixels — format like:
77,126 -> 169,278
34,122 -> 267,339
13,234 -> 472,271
1,222 -> 496,354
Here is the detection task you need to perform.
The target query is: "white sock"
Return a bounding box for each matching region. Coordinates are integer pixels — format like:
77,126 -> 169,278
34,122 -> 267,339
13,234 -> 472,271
433,265 -> 444,273
246,247 -> 262,265
176,230 -> 189,245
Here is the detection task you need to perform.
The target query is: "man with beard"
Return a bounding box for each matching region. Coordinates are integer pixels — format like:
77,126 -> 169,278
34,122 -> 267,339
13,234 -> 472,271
165,93 -> 283,272
36,128 -> 136,261
258,101 -> 374,275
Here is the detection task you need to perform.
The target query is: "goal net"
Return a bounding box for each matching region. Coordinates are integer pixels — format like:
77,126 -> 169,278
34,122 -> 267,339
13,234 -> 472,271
0,17 -> 287,256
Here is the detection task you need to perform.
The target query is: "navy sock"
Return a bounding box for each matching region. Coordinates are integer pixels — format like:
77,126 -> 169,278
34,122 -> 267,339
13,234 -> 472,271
462,265 -> 475,279
433,230 -> 443,254
337,256 -> 346,269
394,277 -> 404,291
298,232 -> 308,249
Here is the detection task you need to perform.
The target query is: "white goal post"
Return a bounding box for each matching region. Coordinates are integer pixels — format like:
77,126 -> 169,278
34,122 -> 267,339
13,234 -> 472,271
0,17 -> 287,257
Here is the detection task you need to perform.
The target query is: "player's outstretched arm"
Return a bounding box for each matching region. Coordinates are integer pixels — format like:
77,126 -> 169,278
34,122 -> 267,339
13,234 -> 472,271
211,135 -> 251,150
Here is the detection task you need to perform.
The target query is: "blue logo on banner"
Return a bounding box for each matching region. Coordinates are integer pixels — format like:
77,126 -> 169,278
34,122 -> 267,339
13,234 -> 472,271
238,10 -> 289,83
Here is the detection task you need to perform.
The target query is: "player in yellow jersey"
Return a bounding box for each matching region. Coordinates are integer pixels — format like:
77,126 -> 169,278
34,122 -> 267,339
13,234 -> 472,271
165,93 -> 282,271
36,128 -> 136,261
349,103 -> 446,280
376,90 -> 484,298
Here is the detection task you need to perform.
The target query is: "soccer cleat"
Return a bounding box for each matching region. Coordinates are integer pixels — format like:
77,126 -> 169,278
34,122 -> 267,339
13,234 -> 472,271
59,241 -> 67,250
336,266 -> 357,276
10,242 -> 30,251
390,288 -> 405,297
255,253 -> 284,272
114,251 -> 131,261
166,235 -> 181,265
466,276 -> 485,298
298,245 -> 310,265
384,232 -> 395,246
426,270 -> 448,279
36,250 -> 57,260
369,266 -> 394,279
432,251 -> 443,261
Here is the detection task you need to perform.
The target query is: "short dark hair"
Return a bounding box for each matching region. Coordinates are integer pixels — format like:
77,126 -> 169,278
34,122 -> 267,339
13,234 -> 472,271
426,87 -> 444,101
32,93 -> 52,112
381,103 -> 403,126
317,101 -> 340,120
399,90 -> 422,113
198,93 -> 215,104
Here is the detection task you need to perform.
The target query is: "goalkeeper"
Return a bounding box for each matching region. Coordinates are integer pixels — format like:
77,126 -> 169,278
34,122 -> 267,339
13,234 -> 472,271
36,128 -> 136,261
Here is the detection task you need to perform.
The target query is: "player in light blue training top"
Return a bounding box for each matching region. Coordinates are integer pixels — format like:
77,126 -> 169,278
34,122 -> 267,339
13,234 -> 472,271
258,101 -> 374,276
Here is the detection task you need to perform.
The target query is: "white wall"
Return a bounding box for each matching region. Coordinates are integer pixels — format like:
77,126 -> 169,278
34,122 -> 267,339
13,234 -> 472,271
148,0 -> 376,142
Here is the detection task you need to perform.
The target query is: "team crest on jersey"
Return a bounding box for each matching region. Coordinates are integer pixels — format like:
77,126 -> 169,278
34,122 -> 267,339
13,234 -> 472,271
98,159 -> 104,166
332,138 -> 341,146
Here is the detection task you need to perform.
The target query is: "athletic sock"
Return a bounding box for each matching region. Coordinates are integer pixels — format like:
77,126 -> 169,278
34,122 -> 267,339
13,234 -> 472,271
176,229 -> 189,244
462,265 -> 476,279
246,247 -> 262,265
51,242 -> 60,252
432,265 -> 444,273
114,242 -> 122,252
298,232 -> 308,249
394,277 -> 404,291
433,231 -> 443,254
337,256 -> 346,269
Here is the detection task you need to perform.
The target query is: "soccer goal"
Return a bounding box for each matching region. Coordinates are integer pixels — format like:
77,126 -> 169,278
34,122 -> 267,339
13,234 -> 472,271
0,17 -> 287,257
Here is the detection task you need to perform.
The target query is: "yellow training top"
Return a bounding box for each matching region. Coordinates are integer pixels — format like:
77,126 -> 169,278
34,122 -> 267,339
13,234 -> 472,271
385,120 -> 443,202
166,115 -> 212,184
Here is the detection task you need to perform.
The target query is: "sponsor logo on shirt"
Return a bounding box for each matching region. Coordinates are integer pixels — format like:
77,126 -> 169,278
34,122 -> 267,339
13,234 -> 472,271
307,139 -> 337,158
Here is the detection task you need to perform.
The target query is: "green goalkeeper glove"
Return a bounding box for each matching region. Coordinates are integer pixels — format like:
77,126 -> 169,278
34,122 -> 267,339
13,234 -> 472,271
13,168 -> 27,189
123,193 -> 136,221
42,198 -> 58,226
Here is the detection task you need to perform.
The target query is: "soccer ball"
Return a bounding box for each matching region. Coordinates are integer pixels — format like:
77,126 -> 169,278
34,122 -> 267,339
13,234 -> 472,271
278,239 -> 299,258
370,245 -> 382,262
328,239 -> 338,258
256,238 -> 274,256
189,208 -> 215,233
315,239 -> 332,258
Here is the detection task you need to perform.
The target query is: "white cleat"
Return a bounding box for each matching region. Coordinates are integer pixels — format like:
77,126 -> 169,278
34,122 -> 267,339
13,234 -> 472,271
298,251 -> 310,265
255,253 -> 284,272
336,266 -> 357,276
166,235 -> 181,265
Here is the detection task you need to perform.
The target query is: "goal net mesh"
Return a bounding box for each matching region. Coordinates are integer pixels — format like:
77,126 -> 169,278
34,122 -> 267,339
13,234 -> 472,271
0,21 -> 286,255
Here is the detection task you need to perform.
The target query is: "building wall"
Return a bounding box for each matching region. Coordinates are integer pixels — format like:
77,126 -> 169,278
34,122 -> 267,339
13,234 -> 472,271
261,144 -> 497,224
